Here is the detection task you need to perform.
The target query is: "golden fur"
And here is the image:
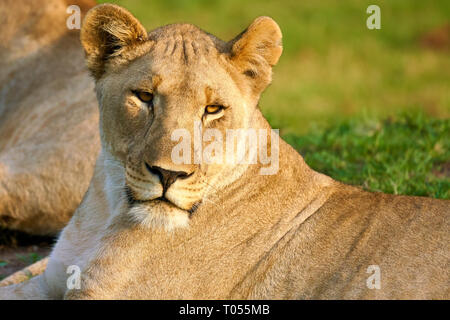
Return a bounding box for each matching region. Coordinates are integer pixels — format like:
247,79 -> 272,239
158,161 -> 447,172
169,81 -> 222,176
0,0 -> 99,234
0,4 -> 448,299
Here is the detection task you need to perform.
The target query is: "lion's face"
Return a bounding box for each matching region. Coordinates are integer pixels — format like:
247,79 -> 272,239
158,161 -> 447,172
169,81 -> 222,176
81,4 -> 282,228
98,31 -> 250,215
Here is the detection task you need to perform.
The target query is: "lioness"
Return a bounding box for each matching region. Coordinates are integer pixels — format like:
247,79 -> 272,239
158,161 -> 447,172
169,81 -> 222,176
1,4 -> 448,299
0,0 -> 98,234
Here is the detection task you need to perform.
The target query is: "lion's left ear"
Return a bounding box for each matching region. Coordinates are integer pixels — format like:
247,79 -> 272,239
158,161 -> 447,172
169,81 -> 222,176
80,4 -> 148,79
229,16 -> 282,95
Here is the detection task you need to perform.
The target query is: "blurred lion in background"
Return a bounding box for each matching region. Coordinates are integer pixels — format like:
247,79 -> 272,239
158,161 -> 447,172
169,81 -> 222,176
0,0 -> 99,235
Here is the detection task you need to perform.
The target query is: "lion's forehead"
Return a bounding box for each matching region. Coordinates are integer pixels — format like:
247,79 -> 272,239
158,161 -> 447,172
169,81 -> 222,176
112,24 -> 238,98
125,53 -> 236,97
147,24 -> 228,65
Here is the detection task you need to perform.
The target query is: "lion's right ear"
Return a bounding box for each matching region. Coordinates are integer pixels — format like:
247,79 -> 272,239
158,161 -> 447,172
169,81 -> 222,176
80,4 -> 148,79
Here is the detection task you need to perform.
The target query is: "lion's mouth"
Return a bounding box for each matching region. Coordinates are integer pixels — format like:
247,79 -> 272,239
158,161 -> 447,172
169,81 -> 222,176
125,187 -> 170,206
125,187 -> 200,215
153,196 -> 175,206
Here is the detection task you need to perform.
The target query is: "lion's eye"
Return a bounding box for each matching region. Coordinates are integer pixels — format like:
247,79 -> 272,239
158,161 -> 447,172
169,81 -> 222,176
205,105 -> 224,115
135,91 -> 153,104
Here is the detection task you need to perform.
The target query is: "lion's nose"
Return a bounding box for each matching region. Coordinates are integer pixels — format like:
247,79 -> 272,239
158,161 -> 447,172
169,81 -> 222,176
145,164 -> 189,191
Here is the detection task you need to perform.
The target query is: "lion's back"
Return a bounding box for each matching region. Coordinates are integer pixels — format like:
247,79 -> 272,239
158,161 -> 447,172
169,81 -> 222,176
241,185 -> 449,299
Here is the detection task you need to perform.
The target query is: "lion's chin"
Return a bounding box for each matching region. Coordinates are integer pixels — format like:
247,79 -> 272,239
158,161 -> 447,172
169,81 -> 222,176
127,200 -> 190,231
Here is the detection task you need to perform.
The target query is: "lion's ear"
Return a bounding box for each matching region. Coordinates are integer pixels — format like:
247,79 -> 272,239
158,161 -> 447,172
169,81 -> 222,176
229,16 -> 282,95
80,4 -> 148,79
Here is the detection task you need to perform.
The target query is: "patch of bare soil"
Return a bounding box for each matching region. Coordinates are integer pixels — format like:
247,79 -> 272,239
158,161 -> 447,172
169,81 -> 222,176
433,162 -> 450,179
0,228 -> 55,280
420,23 -> 450,51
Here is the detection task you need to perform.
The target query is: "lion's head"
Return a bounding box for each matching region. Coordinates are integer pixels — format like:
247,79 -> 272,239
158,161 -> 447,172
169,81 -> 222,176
80,4 -> 282,229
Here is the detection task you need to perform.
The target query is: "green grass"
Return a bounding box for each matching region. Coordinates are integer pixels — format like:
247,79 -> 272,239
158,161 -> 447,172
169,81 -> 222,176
0,261 -> 6,280
285,113 -> 449,199
16,253 -> 43,265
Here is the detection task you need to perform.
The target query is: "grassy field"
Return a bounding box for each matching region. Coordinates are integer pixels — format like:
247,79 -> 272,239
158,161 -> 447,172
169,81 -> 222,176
99,0 -> 449,199
286,112 -> 449,199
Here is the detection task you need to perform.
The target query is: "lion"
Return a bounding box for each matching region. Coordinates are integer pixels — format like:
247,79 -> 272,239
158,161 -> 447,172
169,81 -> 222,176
0,4 -> 448,299
0,0 -> 99,234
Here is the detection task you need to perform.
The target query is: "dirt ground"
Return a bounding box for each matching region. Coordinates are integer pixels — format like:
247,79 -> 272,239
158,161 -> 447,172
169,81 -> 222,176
0,228 -> 55,281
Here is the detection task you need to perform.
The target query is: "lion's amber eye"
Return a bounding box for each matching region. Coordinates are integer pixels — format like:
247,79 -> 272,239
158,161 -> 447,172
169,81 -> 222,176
205,105 -> 224,114
136,91 -> 153,104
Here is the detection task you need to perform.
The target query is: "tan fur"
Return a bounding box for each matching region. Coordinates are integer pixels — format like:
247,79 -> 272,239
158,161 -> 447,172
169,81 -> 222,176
0,0 -> 99,234
0,4 -> 448,299
0,258 -> 48,287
